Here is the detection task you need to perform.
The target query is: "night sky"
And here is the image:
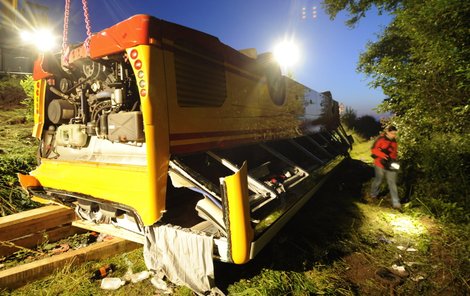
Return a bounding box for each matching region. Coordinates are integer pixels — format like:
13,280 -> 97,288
35,0 -> 392,116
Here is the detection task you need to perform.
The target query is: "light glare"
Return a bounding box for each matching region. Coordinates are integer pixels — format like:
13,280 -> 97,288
20,28 -> 56,52
20,30 -> 31,42
273,40 -> 300,68
388,214 -> 426,236
36,29 -> 56,52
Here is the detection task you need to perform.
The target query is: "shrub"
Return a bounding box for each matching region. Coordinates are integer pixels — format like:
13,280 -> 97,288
0,154 -> 38,215
352,115 -> 382,139
0,76 -> 27,110
20,75 -> 35,121
402,132 -> 469,223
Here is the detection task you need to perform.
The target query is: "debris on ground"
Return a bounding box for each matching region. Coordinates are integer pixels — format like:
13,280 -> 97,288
390,264 -> 409,278
90,263 -> 116,280
376,266 -> 403,285
151,276 -> 172,293
126,270 -> 152,283
51,243 -> 70,255
100,277 -> 125,290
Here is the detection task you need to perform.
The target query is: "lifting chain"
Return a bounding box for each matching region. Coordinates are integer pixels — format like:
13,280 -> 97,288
61,0 -> 93,65
82,0 -> 92,52
62,0 -> 70,53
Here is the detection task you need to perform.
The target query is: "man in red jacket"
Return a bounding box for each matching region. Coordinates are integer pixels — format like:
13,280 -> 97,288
370,125 -> 401,210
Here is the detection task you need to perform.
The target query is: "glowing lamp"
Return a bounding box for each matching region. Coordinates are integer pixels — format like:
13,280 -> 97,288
273,40 -> 300,68
20,28 -> 57,52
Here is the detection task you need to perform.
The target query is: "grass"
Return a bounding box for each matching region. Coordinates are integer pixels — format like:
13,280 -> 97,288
347,130 -> 374,164
0,108 -> 36,156
4,248 -> 182,296
0,107 -> 39,216
1,112 -> 468,295
5,247 -> 200,296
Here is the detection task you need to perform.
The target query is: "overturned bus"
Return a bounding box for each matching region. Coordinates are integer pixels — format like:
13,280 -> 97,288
19,14 -> 352,292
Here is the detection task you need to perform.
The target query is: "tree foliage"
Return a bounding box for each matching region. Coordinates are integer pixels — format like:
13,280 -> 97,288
0,76 -> 27,110
353,115 -> 381,139
341,107 -> 381,139
20,75 -> 35,121
323,0 -> 470,222
323,0 -> 401,26
340,106 -> 357,128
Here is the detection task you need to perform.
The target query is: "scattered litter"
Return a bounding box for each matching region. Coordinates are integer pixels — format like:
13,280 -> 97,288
411,275 -> 425,282
87,232 -> 99,244
90,263 -> 116,280
151,276 -> 168,290
378,236 -> 392,244
122,267 -> 152,283
151,276 -> 174,294
100,277 -> 125,290
130,270 -> 152,283
51,243 -> 70,255
391,264 -> 409,278
397,245 -> 418,252
96,233 -> 114,242
375,267 -> 403,285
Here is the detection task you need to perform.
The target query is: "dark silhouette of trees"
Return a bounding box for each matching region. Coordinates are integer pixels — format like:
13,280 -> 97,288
341,107 -> 357,129
353,115 -> 381,139
341,107 -> 381,139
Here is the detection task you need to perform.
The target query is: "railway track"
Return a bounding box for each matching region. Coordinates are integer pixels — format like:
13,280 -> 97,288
0,205 -> 141,290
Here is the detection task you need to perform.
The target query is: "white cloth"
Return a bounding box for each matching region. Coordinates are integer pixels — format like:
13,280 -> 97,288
143,224 -> 215,294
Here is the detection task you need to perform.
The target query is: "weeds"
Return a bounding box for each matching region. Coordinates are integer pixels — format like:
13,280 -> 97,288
0,154 -> 38,215
0,76 -> 27,111
0,77 -> 39,215
228,268 -> 352,295
4,248 -> 192,296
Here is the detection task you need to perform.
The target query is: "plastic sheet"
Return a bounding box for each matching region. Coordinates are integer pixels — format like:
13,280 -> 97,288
144,224 -> 214,294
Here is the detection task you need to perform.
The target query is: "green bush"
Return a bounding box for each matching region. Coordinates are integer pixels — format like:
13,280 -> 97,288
0,76 -> 27,109
0,75 -> 39,215
401,132 -> 469,223
20,75 -> 35,121
0,154 -> 38,215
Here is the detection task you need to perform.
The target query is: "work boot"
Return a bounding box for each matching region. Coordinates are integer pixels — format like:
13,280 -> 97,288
363,193 -> 376,203
392,204 -> 403,213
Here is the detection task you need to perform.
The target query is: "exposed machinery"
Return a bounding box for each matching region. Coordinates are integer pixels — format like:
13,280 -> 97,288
18,14 -> 352,292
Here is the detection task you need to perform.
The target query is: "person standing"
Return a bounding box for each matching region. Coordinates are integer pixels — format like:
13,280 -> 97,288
370,125 -> 401,210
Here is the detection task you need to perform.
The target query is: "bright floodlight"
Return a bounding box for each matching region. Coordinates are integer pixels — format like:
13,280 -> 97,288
20,30 -> 32,42
273,40 -> 300,68
20,28 -> 56,52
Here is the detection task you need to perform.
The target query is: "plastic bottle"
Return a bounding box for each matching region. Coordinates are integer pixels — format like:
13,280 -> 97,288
130,270 -> 151,283
100,277 -> 125,290
90,263 -> 116,280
